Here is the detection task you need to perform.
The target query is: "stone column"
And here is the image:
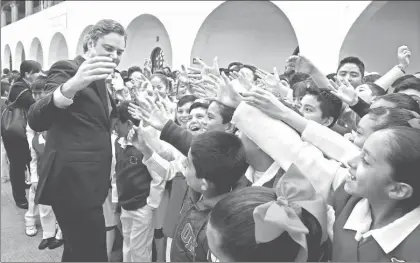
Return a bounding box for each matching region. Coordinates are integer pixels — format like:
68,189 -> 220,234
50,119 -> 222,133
10,3 -> 18,23
1,9 -> 6,27
25,0 -> 33,16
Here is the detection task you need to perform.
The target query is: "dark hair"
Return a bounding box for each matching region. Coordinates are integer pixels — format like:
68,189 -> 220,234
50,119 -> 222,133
366,107 -> 414,132
374,93 -> 420,114
19,60 -> 42,79
305,87 -> 343,127
190,131 -> 247,194
394,77 -> 420,94
117,100 -> 140,126
177,95 -> 197,109
228,62 -> 243,72
381,127 -> 420,211
127,66 -> 142,78
189,101 -> 209,114
365,82 -> 386,97
242,65 -> 259,81
208,186 -> 322,262
292,46 -> 300,56
120,70 -> 128,79
326,73 -> 336,80
337,57 -> 365,78
31,75 -> 47,93
292,79 -> 311,98
289,72 -> 311,89
363,73 -> 382,83
84,19 -> 127,50
3,68 -> 10,75
391,75 -> 416,88
210,100 -> 235,124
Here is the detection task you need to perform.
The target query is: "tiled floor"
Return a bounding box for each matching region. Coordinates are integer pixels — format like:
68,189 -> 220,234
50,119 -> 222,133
1,180 -> 124,262
1,181 -> 62,262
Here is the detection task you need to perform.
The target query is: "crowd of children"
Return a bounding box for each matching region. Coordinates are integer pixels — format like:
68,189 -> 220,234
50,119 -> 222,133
1,40 -> 420,262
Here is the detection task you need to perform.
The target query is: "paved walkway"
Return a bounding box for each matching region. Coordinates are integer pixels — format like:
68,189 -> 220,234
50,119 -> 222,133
1,180 -> 62,262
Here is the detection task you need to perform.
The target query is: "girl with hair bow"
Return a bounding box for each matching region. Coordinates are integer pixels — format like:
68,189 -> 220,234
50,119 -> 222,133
206,164 -> 329,262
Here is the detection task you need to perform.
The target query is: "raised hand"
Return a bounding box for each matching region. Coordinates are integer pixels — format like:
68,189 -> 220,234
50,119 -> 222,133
188,57 -> 221,78
398,46 -> 411,70
212,72 -> 243,108
128,97 -> 169,131
329,78 -> 358,106
255,67 -> 291,97
242,88 -> 291,120
127,122 -> 148,151
63,56 -> 116,98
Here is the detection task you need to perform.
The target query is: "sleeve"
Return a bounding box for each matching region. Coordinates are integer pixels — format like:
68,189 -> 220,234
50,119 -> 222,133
26,125 -> 35,151
53,85 -> 74,109
27,60 -> 77,132
301,120 -> 361,164
8,82 -> 35,112
143,152 -> 186,182
374,65 -> 405,92
160,120 -> 194,157
350,98 -> 371,118
145,159 -> 167,209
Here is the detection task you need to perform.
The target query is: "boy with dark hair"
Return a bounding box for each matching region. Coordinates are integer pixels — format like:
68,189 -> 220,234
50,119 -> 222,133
336,56 -> 365,88
127,66 -> 143,79
394,77 -> 420,105
129,130 -> 247,262
299,87 -> 343,128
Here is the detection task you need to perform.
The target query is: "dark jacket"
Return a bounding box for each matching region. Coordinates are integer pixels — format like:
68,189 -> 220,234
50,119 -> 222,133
7,78 -> 35,112
28,56 -> 118,211
332,183 -> 420,262
114,138 -> 152,211
170,194 -> 227,262
160,119 -> 193,157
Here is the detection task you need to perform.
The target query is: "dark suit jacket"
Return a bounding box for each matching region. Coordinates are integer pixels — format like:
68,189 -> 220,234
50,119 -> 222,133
28,56 -> 118,211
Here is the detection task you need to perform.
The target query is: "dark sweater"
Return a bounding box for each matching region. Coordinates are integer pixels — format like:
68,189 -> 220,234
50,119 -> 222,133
160,120 -> 194,157
114,138 -> 152,211
350,98 -> 371,118
8,79 -> 35,112
332,183 -> 420,262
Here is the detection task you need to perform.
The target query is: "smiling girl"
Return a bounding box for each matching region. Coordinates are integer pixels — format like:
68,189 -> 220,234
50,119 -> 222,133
332,127 -> 420,262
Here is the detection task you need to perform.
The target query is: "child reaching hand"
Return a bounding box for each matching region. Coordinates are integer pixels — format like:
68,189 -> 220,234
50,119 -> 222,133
129,127 -> 248,261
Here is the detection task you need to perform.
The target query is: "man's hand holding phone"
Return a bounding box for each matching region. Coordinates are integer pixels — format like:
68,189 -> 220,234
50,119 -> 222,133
62,56 -> 117,99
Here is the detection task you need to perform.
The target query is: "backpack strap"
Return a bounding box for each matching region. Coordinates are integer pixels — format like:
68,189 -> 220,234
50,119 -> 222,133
1,88 -> 30,116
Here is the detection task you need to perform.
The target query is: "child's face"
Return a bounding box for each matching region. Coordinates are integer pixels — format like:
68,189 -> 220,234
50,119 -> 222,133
299,94 -> 332,127
188,107 -> 207,135
184,150 -> 206,194
176,102 -> 193,129
352,115 -> 377,148
345,131 -> 394,201
204,102 -> 226,132
32,91 -> 43,101
356,84 -> 374,104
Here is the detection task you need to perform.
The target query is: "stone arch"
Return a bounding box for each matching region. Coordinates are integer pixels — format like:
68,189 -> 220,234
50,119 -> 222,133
48,32 -> 69,67
119,14 -> 172,71
14,41 -> 26,69
3,44 -> 12,70
29,37 -> 44,68
191,1 -> 299,71
340,1 -> 420,74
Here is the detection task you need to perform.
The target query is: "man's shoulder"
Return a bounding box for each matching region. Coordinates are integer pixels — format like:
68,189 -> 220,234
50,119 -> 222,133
49,58 -> 79,73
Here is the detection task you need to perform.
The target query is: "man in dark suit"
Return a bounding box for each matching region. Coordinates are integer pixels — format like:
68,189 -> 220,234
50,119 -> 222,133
27,19 -> 126,262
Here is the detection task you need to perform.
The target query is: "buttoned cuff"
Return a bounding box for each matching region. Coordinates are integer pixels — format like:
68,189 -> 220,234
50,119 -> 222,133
53,85 -> 74,109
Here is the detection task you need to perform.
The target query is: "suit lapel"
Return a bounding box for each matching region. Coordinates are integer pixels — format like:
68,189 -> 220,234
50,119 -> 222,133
94,79 -> 110,120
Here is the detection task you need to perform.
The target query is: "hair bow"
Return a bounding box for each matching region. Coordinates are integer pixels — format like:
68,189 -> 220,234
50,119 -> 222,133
253,164 -> 328,262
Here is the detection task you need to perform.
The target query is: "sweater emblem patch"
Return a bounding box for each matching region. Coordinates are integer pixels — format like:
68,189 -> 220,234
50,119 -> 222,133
129,156 -> 138,165
181,223 -> 198,256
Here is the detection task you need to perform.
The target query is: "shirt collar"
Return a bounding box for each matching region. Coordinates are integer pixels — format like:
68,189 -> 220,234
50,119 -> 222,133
245,161 -> 282,187
117,137 -> 133,149
344,198 -> 420,253
38,134 -> 46,145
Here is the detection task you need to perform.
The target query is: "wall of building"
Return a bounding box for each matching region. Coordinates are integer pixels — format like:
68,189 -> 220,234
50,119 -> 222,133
1,1 -> 418,76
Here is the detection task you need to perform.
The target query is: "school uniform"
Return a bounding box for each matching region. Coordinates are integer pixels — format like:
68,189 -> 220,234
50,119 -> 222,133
24,130 -> 62,241
332,183 -> 420,262
242,161 -> 285,188
114,136 -> 166,262
170,194 -> 227,262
